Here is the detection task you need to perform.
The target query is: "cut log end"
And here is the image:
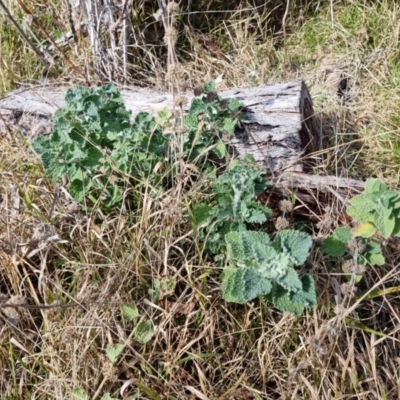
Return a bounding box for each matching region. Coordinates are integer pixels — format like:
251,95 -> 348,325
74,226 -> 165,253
227,81 -> 320,174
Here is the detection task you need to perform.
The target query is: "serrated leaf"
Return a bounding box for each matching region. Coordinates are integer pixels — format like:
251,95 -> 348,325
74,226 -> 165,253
347,195 -> 376,223
66,145 -> 86,163
277,267 -> 303,293
135,111 -> 153,125
273,295 -> 305,315
352,222 -> 377,238
69,179 -> 86,203
365,241 -> 381,254
155,107 -> 173,127
243,154 -> 256,164
274,230 -> 312,265
366,253 -> 385,266
226,231 -> 271,258
320,236 -> 346,256
365,178 -> 387,194
296,274 -> 317,307
203,81 -> 216,93
334,227 -> 353,242
221,267 -> 271,304
148,288 -> 160,303
373,210 -> 395,239
192,203 -> 212,228
272,274 -> 316,316
222,118 -> 237,134
228,98 -> 243,112
134,320 -> 154,344
121,304 -> 139,321
246,205 -> 271,224
106,343 -> 124,364
189,98 -> 207,115
183,114 -> 199,128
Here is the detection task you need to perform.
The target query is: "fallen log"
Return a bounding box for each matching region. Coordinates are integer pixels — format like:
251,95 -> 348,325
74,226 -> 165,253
0,81 -> 319,174
0,81 -> 365,205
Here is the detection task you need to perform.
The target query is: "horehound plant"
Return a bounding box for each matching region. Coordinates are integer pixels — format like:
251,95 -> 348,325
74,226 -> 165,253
192,159 -> 317,315
321,178 -> 400,276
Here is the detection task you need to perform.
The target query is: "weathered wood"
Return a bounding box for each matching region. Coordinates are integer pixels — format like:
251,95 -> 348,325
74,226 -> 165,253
271,172 -> 365,205
0,81 -> 319,174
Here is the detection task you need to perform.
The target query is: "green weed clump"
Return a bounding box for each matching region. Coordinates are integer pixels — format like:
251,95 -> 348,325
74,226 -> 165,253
321,178 -> 400,283
32,82 -> 318,316
32,82 -> 240,211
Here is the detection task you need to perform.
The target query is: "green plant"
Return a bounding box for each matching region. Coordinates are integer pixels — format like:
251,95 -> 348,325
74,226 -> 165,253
32,82 -> 317,316
192,158 -> 271,255
318,177 -> 400,287
148,277 -> 176,302
192,159 -> 316,315
221,230 -> 316,316
32,82 -> 243,211
347,178 -> 400,239
321,226 -> 385,267
32,83 -> 168,210
321,178 -> 400,268
183,81 -> 243,160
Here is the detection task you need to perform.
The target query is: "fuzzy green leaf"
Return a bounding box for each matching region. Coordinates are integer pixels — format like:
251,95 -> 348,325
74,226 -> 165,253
155,107 -> 173,127
225,230 -> 290,281
121,305 -> 140,321
272,275 -> 316,316
274,230 -> 312,265
365,178 -> 387,194
347,195 -> 376,223
69,179 -> 86,203
226,231 -> 271,262
221,267 -> 272,304
72,388 -> 88,400
192,203 -> 212,228
189,98 -> 208,115
222,118 -> 237,134
228,98 -> 242,112
203,81 -> 216,93
365,253 -> 385,266
247,203 -> 272,224
277,267 -> 303,293
134,320 -> 154,344
372,209 -> 395,239
212,140 -> 227,158
321,236 -> 346,256
106,343 -> 124,364
334,227 -> 353,243
352,222 -> 377,238
243,154 -> 256,164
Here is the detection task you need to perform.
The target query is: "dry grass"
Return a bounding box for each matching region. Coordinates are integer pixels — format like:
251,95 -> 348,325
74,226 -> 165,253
1,0 -> 400,399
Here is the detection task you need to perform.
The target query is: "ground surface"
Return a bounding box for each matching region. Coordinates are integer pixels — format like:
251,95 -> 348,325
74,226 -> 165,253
1,1 -> 400,399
